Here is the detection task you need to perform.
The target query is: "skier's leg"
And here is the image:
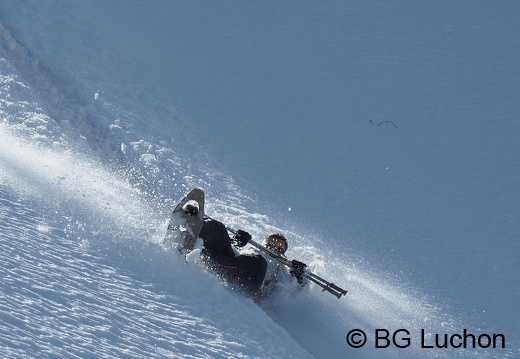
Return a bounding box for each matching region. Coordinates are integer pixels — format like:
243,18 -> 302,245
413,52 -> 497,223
199,219 -> 236,264
232,254 -> 268,296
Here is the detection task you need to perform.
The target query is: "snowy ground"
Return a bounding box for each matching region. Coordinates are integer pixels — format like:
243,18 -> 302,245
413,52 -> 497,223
1,1 -> 518,358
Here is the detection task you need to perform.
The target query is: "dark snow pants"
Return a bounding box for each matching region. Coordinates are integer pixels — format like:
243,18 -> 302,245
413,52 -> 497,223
199,219 -> 267,296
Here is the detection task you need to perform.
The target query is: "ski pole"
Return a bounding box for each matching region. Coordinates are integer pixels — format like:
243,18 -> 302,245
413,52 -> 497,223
217,219 -> 347,299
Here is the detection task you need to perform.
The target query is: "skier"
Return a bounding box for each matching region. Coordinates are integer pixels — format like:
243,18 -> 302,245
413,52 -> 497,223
198,218 -> 308,301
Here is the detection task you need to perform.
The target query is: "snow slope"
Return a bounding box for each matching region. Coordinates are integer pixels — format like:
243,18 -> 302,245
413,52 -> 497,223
1,1 -> 518,358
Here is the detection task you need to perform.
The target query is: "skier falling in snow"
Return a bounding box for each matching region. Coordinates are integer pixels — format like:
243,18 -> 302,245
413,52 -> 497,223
165,188 -> 346,301
198,217 -> 308,301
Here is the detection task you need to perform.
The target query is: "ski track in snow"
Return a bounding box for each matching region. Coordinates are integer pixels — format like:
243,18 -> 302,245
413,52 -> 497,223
0,6 -> 513,359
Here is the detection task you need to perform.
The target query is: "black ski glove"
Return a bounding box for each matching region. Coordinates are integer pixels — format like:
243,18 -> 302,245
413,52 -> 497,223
233,230 -> 251,247
290,260 -> 307,284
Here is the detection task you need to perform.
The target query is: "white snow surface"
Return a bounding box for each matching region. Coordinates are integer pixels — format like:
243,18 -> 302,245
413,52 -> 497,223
1,1 -> 518,358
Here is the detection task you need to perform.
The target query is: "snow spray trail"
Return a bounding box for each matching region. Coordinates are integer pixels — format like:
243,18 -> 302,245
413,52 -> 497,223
0,185 -> 313,359
0,129 -> 313,358
0,125 -> 159,243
